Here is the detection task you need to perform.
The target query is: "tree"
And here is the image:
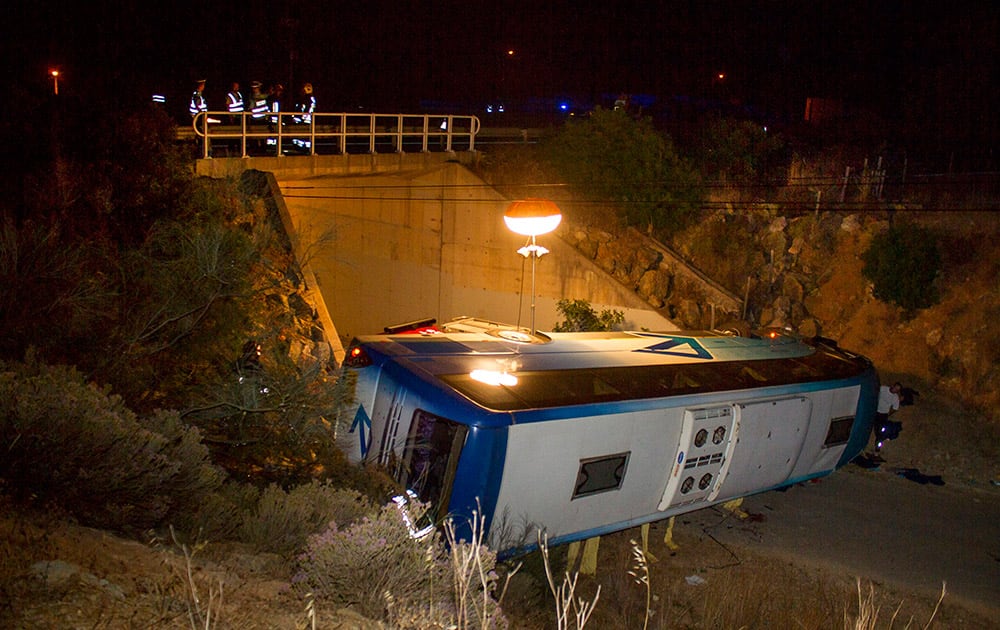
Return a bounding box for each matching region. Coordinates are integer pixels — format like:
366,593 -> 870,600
0,214 -> 117,363
105,211 -> 263,408
861,225 -> 941,313
695,116 -> 786,191
541,107 -> 703,234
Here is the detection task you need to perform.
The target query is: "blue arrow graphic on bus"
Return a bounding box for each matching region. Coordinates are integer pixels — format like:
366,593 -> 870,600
350,406 -> 372,457
636,336 -> 713,359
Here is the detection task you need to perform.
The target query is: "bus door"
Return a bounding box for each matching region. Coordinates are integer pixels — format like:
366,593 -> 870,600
658,405 -> 740,511
714,396 -> 811,500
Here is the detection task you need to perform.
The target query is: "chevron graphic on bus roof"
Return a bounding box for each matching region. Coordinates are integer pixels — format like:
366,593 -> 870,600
636,336 -> 713,359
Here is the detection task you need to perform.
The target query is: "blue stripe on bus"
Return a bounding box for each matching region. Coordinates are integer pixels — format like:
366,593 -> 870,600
838,367 -> 879,467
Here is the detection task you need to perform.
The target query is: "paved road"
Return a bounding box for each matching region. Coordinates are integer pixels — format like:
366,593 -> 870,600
693,465 -> 1000,616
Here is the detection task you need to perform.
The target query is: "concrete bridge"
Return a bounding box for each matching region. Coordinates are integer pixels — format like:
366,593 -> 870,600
195,146 -> 679,363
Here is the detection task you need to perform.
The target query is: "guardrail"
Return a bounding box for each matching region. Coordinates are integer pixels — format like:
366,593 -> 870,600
183,111 -> 481,159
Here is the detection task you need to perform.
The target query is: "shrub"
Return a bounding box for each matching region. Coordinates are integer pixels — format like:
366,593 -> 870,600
295,499 -> 451,621
296,498 -> 514,627
552,299 -> 625,332
181,336 -> 359,487
0,214 -> 116,363
171,480 -> 256,542
440,510 -> 512,630
861,225 -> 942,312
0,353 -> 224,532
239,481 -> 375,555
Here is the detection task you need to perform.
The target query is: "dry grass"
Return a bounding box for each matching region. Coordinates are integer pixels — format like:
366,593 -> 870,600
497,518 -> 993,630
2,492 -> 995,629
849,578 -> 946,630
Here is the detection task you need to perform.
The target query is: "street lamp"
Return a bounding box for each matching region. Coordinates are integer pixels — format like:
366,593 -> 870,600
503,198 -> 562,335
49,69 -> 60,95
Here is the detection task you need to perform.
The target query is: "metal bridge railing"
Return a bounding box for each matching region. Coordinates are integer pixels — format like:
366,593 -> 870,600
186,111 -> 481,159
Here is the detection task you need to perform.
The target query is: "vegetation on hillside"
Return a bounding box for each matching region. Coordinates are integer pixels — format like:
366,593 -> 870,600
552,298 -> 625,332
694,115 -> 788,192
2,103 -> 360,487
861,224 -> 942,313
541,107 -> 703,234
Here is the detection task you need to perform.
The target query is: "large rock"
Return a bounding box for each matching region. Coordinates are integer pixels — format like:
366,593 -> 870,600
638,269 -> 673,308
797,317 -> 821,338
782,274 -> 807,304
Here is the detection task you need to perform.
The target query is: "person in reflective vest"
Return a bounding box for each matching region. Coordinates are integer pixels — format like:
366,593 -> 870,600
268,83 -> 285,124
226,82 -> 245,123
292,82 -> 317,151
266,83 -> 285,147
189,79 -> 207,117
249,81 -> 268,123
293,83 -> 316,124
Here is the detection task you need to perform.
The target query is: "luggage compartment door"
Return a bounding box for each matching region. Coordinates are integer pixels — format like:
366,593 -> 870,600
715,396 -> 811,500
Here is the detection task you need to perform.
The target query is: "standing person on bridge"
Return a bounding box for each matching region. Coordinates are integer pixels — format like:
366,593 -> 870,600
293,82 -> 316,124
248,81 -> 269,153
249,81 -> 268,123
226,82 -> 245,124
292,82 -> 317,151
188,79 -> 208,118
266,83 -> 285,148
267,83 -> 285,125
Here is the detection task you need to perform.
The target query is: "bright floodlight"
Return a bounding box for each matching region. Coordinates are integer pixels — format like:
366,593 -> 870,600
470,369 -> 518,387
503,198 -> 562,236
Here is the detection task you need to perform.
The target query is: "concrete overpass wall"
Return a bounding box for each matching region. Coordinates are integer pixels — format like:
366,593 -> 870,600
276,161 -> 675,346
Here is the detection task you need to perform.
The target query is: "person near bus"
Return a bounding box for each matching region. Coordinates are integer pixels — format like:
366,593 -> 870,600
873,382 -> 902,454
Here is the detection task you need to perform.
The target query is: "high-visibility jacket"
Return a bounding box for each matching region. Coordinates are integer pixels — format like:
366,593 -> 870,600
250,92 -> 268,120
189,91 -> 207,117
227,90 -> 245,114
269,97 -> 282,124
293,95 -> 317,124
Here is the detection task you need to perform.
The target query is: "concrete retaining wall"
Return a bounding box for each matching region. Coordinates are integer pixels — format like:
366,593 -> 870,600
275,162 -> 677,345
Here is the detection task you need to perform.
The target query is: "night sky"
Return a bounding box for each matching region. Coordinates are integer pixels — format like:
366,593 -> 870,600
6,1 -> 999,146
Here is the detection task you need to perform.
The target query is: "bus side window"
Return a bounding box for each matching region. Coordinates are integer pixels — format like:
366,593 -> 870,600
573,452 -> 631,499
